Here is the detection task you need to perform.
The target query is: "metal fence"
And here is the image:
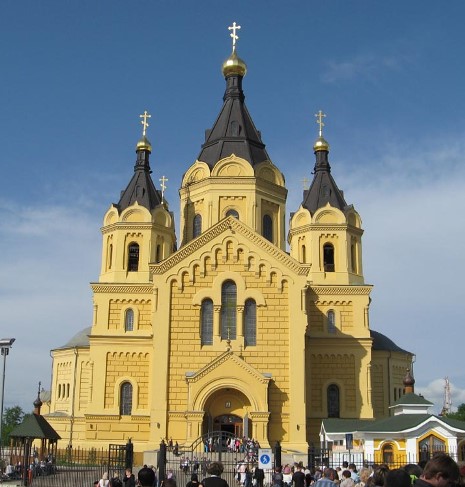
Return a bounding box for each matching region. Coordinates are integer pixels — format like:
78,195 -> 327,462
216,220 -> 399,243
1,443 -> 132,487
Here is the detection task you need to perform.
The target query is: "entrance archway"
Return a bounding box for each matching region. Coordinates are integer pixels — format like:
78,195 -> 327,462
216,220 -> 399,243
203,389 -> 251,438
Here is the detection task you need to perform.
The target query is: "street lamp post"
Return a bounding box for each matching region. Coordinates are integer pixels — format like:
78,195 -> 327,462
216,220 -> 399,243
0,338 -> 16,449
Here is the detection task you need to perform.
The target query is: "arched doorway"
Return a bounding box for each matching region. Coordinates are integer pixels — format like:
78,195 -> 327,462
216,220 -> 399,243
203,388 -> 252,438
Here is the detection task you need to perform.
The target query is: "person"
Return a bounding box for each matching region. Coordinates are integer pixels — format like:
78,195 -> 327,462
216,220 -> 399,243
123,468 -> 136,487
187,473 -> 201,487
293,465 -> 306,487
403,465 -> 423,486
273,467 -> 284,487
201,461 -> 229,487
384,470 -> 411,487
356,468 -> 373,487
414,453 -> 459,487
99,472 -> 110,487
110,478 -> 123,487
372,467 -> 390,487
349,465 -> 360,484
254,467 -> 265,487
283,465 -> 293,487
94,482 -> 100,487
341,471 -> 355,487
138,467 -> 156,487
317,468 -> 337,487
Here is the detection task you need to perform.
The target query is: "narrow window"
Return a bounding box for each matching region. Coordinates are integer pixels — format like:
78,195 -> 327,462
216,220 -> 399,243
382,444 -> 394,464
108,243 -> 113,270
193,214 -> 202,238
327,310 -> 336,333
351,240 -> 357,273
263,215 -> 273,242
201,299 -> 213,345
120,382 -> 133,416
156,244 -> 161,263
244,299 -> 257,346
323,243 -> 335,272
58,384 -> 61,399
125,309 -> 134,331
226,209 -> 239,220
67,383 -> 70,398
221,281 -> 237,340
301,245 -> 306,263
327,384 -> 340,418
128,243 -> 139,272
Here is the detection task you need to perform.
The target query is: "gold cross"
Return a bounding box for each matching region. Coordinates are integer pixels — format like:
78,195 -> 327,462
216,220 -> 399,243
228,22 -> 241,52
140,110 -> 151,137
159,176 -> 168,199
315,110 -> 326,137
301,177 -> 310,190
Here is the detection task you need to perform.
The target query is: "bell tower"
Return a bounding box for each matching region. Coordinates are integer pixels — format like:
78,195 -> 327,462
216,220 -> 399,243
99,111 -> 176,284
289,111 -> 364,285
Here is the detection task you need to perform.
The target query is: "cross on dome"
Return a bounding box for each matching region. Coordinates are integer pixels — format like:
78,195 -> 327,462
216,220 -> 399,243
140,110 -> 152,137
159,175 -> 168,199
315,110 -> 326,137
228,22 -> 241,52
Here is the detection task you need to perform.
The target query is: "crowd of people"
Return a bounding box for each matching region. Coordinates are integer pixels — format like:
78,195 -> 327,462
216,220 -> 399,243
90,452 -> 465,487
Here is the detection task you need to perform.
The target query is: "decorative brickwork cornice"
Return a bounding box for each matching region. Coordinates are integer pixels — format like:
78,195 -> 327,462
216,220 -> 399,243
151,217 -> 307,275
309,285 -> 372,295
289,224 -> 363,237
101,223 -> 155,234
91,284 -> 153,294
84,414 -> 121,421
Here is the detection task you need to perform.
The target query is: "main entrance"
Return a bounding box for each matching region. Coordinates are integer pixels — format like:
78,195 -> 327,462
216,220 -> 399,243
203,388 -> 252,438
213,414 -> 244,437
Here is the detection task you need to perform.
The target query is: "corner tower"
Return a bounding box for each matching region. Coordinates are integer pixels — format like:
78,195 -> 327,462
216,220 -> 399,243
179,23 -> 287,249
289,112 -> 364,286
99,112 -> 176,284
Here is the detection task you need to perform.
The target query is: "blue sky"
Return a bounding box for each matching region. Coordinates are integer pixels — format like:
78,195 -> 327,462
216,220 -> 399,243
1,1 -> 465,415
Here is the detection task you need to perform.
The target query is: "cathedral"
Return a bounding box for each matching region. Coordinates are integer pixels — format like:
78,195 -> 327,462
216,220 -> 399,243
46,25 -> 413,457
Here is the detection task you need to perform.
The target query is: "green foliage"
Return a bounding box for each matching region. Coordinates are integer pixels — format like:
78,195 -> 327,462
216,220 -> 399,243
446,403 -> 465,421
1,405 -> 25,444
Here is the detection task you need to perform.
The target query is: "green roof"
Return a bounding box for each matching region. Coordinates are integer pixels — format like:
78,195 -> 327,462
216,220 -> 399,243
53,326 -> 91,350
323,415 -> 465,435
391,392 -> 433,407
322,418 -> 375,433
10,414 -> 61,440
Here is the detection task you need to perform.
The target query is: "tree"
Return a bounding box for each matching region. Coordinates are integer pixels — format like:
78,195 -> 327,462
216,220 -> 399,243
1,405 -> 25,444
446,403 -> 465,421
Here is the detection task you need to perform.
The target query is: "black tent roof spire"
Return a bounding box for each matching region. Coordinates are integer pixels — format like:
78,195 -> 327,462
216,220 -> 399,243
301,111 -> 347,214
197,22 -> 270,168
116,110 -> 163,213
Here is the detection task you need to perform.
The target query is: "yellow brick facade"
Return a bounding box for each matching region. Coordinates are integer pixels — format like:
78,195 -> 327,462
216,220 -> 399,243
46,50 -> 412,456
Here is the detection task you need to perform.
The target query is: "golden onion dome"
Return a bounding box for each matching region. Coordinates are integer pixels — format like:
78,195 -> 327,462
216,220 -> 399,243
313,136 -> 330,152
222,50 -> 247,77
136,135 -> 152,152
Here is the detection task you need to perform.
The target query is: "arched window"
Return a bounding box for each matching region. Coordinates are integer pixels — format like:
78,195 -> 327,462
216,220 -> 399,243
301,245 -> 306,263
201,299 -> 213,346
125,309 -> 134,331
244,299 -> 257,346
327,384 -> 340,418
120,382 -> 133,416
193,214 -> 202,238
221,281 -> 237,340
128,243 -> 139,272
382,443 -> 394,464
156,244 -> 162,263
327,310 -> 336,333
226,209 -> 239,220
263,215 -> 273,242
323,243 -> 335,272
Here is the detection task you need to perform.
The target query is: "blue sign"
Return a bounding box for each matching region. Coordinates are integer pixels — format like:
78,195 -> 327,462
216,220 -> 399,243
260,454 -> 271,465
